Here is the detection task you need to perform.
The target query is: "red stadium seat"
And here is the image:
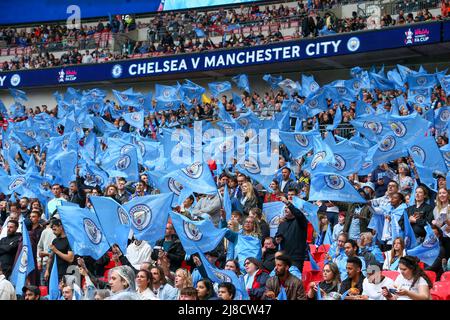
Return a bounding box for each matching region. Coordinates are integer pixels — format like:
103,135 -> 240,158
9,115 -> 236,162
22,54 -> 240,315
39,286 -> 48,297
431,292 -> 442,300
382,270 -> 400,281
290,21 -> 299,28
425,270 -> 436,285
439,271 -> 450,282
431,282 -> 450,300
302,270 -> 322,292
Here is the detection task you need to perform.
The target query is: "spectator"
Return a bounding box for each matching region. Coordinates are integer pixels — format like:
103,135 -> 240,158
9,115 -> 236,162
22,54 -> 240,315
403,185 -> 434,241
151,222 -> 185,272
136,269 -> 158,300
218,282 -> 236,300
306,262 -> 341,300
196,278 -> 216,300
243,257 -> 269,300
0,220 -> 21,278
339,256 -> 365,299
106,265 -> 140,300
263,255 -> 306,300
360,265 -> 394,300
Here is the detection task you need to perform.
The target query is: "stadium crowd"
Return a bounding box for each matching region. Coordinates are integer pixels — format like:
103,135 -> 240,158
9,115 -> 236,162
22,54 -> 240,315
0,0 -> 448,72
0,61 -> 449,301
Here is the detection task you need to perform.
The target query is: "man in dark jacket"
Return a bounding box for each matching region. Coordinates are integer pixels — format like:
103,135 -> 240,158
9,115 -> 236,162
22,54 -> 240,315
261,237 -> 277,272
68,173 -> 87,208
275,196 -> 308,272
151,222 -> 185,272
279,167 -> 298,196
0,220 -> 21,278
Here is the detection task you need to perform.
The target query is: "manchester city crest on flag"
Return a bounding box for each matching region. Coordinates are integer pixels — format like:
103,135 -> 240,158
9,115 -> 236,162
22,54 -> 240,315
120,144 -> 134,155
337,87 -> 347,95
239,118 -> 249,127
182,162 -> 203,179
294,134 -> 309,147
311,151 -> 326,170
213,270 -> 232,283
410,145 -> 426,163
363,121 -> 383,134
19,246 -> 28,273
183,221 -> 203,241
310,82 -> 319,92
389,121 -> 407,137
243,158 -> 261,174
121,94 -> 129,101
9,177 -> 25,191
168,178 -> 182,195
440,109 -> 450,122
308,99 -> 318,109
3,141 -> 10,150
26,130 -> 36,138
415,94 -> 426,104
330,154 -> 346,171
269,215 -> 281,230
131,112 -> 141,122
163,89 -> 171,99
83,218 -> 102,244
117,207 -> 130,225
84,173 -> 104,187
129,205 -> 152,231
116,155 -> 131,170
416,76 -> 427,86
379,135 -> 396,152
422,233 -> 438,248
324,174 -> 345,190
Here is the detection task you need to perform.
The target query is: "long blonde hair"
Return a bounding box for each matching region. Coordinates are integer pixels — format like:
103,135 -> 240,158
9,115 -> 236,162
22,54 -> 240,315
436,188 -> 449,212
390,237 -> 405,265
242,182 -> 257,202
175,268 -> 192,289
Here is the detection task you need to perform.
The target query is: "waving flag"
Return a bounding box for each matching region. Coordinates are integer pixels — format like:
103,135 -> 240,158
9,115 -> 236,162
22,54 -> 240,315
197,250 -> 249,300
326,139 -> 363,176
326,106 -> 342,131
407,88 -> 431,108
99,139 -> 139,181
434,106 -> 450,134
408,136 -> 447,190
58,206 -> 110,259
407,224 -> 440,266
303,91 -> 329,117
292,197 -> 320,234
232,74 -> 250,93
123,193 -> 174,245
9,88 -> 28,101
278,130 -> 319,159
155,84 -> 181,111
437,73 -> 450,96
309,172 -> 365,203
263,74 -> 283,89
406,73 -> 437,89
308,250 -> 320,271
262,201 -> 285,237
355,101 -> 375,118
208,81 -> 232,98
301,74 -> 320,97
112,89 -> 145,108
323,225 -> 333,245
387,69 -> 405,90
89,196 -> 131,253
397,64 -> 416,82
277,285 -> 288,300
369,72 -> 395,91
180,79 -> 205,102
306,134 -> 335,173
164,162 -> 217,195
278,78 -> 300,96
122,110 -> 144,130
10,220 -> 35,295
223,184 -> 232,222
48,255 -> 61,300
169,211 -> 227,255
402,210 -> 417,250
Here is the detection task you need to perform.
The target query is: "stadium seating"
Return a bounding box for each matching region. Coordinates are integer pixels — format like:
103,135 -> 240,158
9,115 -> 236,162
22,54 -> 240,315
430,282 -> 450,300
439,271 -> 450,282
424,270 -> 437,285
302,270 -> 323,292
382,271 -> 400,281
39,286 -> 48,297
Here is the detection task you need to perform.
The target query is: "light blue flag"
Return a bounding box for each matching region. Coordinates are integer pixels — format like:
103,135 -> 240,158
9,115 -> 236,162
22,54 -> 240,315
217,101 -> 234,123
0,175 -> 28,195
263,74 -> 283,89
308,250 -> 320,271
164,162 -> 217,195
355,101 -> 375,118
262,201 -> 285,237
277,285 -> 288,300
309,172 -> 366,203
10,220 -> 35,295
407,224 -> 440,266
112,89 -> 145,108
397,64 -> 416,82
291,197 -> 320,234
99,139 -> 139,181
326,139 -> 363,176
122,110 -> 145,130
89,196 -> 131,254
155,84 -> 181,111
369,72 -> 395,91
301,74 -> 320,98
407,88 -> 431,109
0,99 -> 7,115
45,150 -> 78,187
326,106 -> 342,131
48,255 -> 60,300
9,88 -> 28,101
232,92 -> 244,111
208,81 -> 232,98
403,210 -> 417,250
235,158 -> 275,191
223,184 -> 232,222
441,144 -> 450,170
58,206 -> 110,259
278,130 -> 318,159
232,74 -> 250,93
180,79 -> 205,102
323,225 -> 333,245
436,73 -> 450,96
278,78 -> 300,97
406,73 -> 437,89
303,91 -> 329,117
434,106 -> 450,134
235,111 -> 262,130
409,180 -> 418,206
368,214 -> 385,243
196,250 -> 249,300
194,27 -> 206,37
408,136 -> 447,190
169,211 -> 227,255
123,193 -> 174,245
387,69 -> 405,90
227,233 -> 262,270
307,134 -> 335,173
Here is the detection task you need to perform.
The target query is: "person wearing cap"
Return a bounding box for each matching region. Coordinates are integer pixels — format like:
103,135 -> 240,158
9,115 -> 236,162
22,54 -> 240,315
22,285 -> 41,300
359,264 -> 394,300
106,265 -> 140,300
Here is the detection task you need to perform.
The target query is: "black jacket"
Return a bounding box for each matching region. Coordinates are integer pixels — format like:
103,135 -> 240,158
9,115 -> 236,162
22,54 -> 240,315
0,232 -> 22,277
276,202 -> 308,267
151,235 -> 186,272
403,203 -> 434,238
262,247 -> 277,272
69,176 -> 87,208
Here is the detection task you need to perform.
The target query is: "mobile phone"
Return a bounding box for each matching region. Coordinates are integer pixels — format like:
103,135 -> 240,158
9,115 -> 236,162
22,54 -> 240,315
388,288 -> 398,294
